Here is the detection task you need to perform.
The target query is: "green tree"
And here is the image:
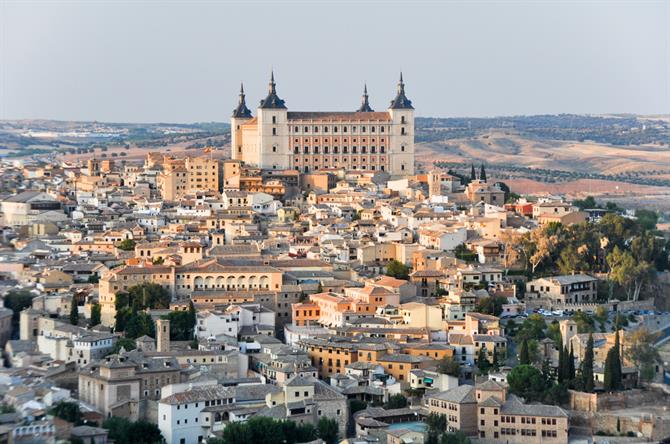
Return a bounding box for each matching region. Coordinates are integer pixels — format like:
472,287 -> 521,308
507,365 -> 547,402
220,421 -> 251,444
440,431 -> 472,444
115,283 -> 170,332
125,283 -> 171,309
557,343 -> 566,384
164,310 -> 195,341
518,338 -> 530,365
603,330 -> 623,391
124,313 -> 155,339
49,401 -> 83,425
470,164 -> 476,181
557,245 -> 588,275
515,314 -> 547,341
454,243 -> 478,262
0,404 -> 16,414
111,337 -> 137,354
69,297 -> 79,325
579,333 -> 595,392
479,164 -> 486,182
573,196 -> 597,210
475,296 -> 505,316
116,239 -> 136,251
437,356 -> 461,377
572,311 -> 595,333
317,417 -> 339,444
607,246 -> 653,301
477,347 -> 491,374
634,209 -> 658,230
384,393 -> 408,409
426,412 -> 446,444
90,303 -> 101,326
491,349 -> 500,371
426,412 -> 447,435
87,274 -> 100,284
350,399 -> 367,415
568,344 -> 576,383
3,289 -> 34,321
626,327 -> 661,382
385,260 -> 410,280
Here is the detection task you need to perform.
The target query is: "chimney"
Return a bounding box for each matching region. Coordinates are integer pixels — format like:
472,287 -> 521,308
156,318 -> 170,353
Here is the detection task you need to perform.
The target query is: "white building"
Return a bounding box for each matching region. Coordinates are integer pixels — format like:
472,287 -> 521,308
158,385 -> 235,444
196,304 -> 275,339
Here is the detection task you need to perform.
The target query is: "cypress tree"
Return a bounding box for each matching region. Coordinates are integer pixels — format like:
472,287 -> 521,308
568,344 -> 576,383
580,333 -> 595,392
480,164 -> 487,182
492,350 -> 500,371
557,341 -> 565,384
613,329 -> 623,388
477,347 -> 491,374
541,358 -> 553,387
69,296 -> 79,325
470,164 -> 476,181
604,330 -> 623,391
519,338 -> 530,365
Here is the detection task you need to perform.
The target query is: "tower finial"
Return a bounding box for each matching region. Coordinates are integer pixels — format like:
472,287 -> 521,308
390,71 -> 413,109
233,81 -> 252,118
358,82 -> 373,112
260,69 -> 286,109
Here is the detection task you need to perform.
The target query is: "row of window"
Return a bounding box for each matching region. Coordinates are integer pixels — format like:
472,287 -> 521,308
289,125 -> 388,134
294,146 -> 387,154
294,157 -> 386,164
297,164 -> 389,173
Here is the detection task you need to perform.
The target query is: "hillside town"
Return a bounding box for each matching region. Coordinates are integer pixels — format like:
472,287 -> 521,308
0,75 -> 669,444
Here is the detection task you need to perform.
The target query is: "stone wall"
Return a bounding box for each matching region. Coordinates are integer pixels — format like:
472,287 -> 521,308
568,388 -> 670,441
568,388 -> 668,413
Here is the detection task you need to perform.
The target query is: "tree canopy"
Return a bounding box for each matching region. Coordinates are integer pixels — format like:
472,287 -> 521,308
102,417 -> 162,444
115,283 -> 170,334
49,401 -> 83,425
385,260 -> 410,280
214,416 -> 323,444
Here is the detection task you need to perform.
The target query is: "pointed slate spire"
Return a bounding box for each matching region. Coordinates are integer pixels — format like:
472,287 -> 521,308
390,71 -> 413,109
232,82 -> 252,118
260,70 -> 286,109
357,83 -> 374,112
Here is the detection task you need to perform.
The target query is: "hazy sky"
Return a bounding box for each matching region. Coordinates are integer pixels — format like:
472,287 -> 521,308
1,0 -> 669,122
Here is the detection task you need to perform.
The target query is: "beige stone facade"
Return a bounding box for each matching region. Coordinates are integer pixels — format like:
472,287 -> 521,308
231,74 -> 415,176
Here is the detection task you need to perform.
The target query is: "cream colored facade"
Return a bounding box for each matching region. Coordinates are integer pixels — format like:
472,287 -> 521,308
231,73 -> 415,176
98,259 -> 283,326
157,155 -> 222,201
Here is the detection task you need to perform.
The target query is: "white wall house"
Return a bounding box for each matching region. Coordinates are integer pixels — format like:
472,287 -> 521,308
196,304 -> 275,339
158,385 -> 235,444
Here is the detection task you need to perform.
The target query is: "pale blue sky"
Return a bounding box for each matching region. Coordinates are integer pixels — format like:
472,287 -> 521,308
1,0 -> 669,122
